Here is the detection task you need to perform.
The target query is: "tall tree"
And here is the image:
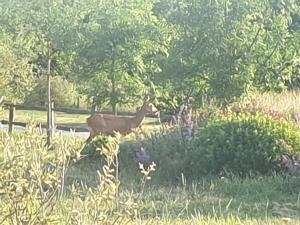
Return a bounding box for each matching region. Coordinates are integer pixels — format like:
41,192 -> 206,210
0,31 -> 35,102
154,0 -> 300,107
0,0 -> 83,144
75,0 -> 176,114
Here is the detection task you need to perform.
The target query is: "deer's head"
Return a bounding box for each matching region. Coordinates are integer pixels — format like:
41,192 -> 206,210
143,97 -> 159,116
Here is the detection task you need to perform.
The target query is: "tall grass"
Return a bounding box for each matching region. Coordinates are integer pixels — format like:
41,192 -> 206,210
1,126 -> 300,224
242,90 -> 300,118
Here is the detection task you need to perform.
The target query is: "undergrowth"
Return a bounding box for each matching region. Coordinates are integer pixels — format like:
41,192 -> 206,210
1,124 -> 300,224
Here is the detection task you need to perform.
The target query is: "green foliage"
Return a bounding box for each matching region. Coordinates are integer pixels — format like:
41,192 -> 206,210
0,31 -> 35,102
0,129 -> 139,224
84,72 -> 146,112
80,135 -> 109,158
1,0 -> 300,109
145,131 -> 188,183
187,114 -> 300,176
119,130 -> 188,184
2,128 -> 300,223
155,0 -> 300,104
75,0 -> 176,113
0,129 -> 81,224
24,76 -> 78,107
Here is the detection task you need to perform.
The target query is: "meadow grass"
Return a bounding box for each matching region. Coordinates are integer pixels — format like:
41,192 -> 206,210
62,165 -> 300,224
246,90 -> 300,117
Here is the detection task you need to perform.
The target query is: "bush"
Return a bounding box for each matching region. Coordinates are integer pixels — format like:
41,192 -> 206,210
186,114 -> 300,177
0,129 -> 80,224
80,135 -> 109,158
25,76 -> 77,107
119,130 -> 188,184
0,129 -> 133,224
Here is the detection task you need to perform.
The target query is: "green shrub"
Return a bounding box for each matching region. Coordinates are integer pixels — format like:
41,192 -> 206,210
146,131 -> 188,183
80,135 -> 109,158
119,130 -> 188,184
186,114 -> 300,176
0,129 -> 133,224
0,129 -> 80,224
25,76 -> 78,107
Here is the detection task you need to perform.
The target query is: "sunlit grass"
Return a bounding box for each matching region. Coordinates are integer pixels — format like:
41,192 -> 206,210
248,90 -> 300,117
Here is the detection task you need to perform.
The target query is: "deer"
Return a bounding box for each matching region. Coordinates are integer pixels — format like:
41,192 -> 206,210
86,97 -> 159,142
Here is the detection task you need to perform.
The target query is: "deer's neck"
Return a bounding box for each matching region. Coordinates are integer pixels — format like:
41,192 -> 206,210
131,107 -> 147,128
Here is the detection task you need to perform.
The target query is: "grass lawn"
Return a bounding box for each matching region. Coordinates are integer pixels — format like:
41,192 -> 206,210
65,130 -> 300,224
64,141 -> 300,225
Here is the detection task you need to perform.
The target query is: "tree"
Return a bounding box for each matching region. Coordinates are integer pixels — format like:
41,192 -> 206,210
0,0 -> 83,144
75,0 -> 176,114
25,76 -> 77,107
0,30 -> 35,102
154,0 -> 300,107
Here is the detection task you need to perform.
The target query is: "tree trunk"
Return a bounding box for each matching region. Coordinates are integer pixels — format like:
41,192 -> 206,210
112,103 -> 117,116
91,104 -> 98,114
47,44 -> 53,147
76,96 -> 80,108
110,55 -> 117,116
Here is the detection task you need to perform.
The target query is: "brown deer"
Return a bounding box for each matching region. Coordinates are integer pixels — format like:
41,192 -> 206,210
86,97 -> 159,142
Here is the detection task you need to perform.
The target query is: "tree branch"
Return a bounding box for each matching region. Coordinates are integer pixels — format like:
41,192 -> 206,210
234,27 -> 262,61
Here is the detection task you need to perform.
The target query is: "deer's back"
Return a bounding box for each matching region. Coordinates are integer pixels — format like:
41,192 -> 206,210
87,114 -> 134,135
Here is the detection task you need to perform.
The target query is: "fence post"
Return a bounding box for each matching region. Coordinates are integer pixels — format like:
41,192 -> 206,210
8,103 -> 16,133
51,101 -> 55,133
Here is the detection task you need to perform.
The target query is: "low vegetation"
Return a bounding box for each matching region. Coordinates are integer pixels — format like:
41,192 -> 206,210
231,90 -> 300,123
188,113 -> 300,176
1,126 -> 300,224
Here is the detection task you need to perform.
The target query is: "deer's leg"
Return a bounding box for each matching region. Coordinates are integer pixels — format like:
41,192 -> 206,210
85,135 -> 93,143
86,129 -> 96,143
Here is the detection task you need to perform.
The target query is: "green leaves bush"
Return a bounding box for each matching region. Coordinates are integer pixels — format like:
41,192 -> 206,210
80,135 -> 109,158
0,129 -> 78,224
187,114 -> 300,176
141,131 -> 187,184
0,129 -> 135,224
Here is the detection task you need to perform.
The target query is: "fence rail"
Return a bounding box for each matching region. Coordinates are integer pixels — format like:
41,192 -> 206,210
2,103 -> 159,118
1,102 -> 169,136
0,120 -> 89,132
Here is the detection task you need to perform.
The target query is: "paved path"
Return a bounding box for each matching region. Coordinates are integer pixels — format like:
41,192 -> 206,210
0,123 -> 89,138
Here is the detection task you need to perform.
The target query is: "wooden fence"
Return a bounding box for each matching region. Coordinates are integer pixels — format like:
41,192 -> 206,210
1,102 -> 167,145
1,102 -> 90,134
